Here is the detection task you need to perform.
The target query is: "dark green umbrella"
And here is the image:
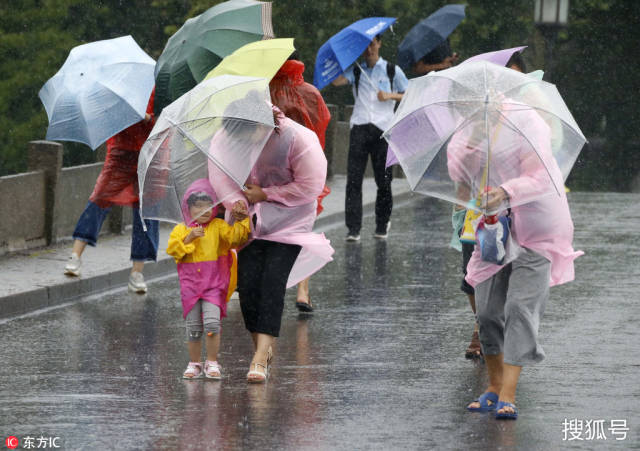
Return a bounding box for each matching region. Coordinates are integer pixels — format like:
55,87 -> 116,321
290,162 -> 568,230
154,0 -> 274,115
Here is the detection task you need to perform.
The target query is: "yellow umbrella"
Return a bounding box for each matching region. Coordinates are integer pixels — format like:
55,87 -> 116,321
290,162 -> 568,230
205,38 -> 295,81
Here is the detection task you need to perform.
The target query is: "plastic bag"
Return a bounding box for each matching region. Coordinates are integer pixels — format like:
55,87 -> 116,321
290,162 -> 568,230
476,215 -> 511,265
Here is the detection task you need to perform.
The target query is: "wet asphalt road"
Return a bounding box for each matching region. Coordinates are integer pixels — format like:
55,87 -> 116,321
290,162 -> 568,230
1,193 -> 639,450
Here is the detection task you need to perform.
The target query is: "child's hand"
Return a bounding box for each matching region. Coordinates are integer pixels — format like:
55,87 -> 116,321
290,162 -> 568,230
231,200 -> 249,221
184,225 -> 205,244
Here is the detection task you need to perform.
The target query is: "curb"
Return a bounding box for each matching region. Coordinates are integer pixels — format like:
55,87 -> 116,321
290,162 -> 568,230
0,190 -> 416,320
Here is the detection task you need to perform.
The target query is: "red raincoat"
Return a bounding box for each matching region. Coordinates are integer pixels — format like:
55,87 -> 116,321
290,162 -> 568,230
270,60 -> 331,214
90,89 -> 156,208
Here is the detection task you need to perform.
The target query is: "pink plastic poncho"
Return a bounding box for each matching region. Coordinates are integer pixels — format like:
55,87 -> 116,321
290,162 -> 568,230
447,104 -> 583,288
270,60 -> 332,215
208,107 -> 334,287
167,178 -> 248,318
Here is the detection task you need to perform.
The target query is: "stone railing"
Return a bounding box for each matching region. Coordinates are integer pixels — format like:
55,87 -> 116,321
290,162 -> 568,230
0,104 -> 374,254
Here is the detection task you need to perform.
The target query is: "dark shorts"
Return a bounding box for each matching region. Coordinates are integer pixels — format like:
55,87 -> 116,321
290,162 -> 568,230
460,242 -> 475,295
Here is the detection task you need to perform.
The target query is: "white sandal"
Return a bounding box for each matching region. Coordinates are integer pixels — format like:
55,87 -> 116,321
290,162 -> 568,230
182,361 -> 203,379
204,360 -> 222,380
247,362 -> 268,383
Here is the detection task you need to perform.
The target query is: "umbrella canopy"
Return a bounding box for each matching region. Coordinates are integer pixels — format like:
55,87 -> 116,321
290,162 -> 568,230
313,17 -> 396,90
383,61 -> 586,213
397,4 -> 466,71
137,75 -> 275,224
154,0 -> 274,115
463,46 -> 527,67
38,35 -> 155,150
385,45 -> 527,167
205,38 -> 295,81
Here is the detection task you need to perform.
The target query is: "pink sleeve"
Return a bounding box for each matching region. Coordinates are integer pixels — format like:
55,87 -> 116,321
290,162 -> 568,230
261,128 -> 327,206
207,159 -> 247,211
447,131 -> 470,183
500,117 -> 562,204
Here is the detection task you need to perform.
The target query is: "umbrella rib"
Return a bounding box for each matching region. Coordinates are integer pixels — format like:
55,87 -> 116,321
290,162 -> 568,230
387,101 -> 483,137
390,98 -> 483,129
171,121 -> 246,188
75,90 -> 94,148
499,101 -> 587,141
495,109 -> 562,197
94,80 -> 148,119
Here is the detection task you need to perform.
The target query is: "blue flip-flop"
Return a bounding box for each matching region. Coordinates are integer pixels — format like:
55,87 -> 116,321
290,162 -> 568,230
467,391 -> 499,412
494,400 -> 518,420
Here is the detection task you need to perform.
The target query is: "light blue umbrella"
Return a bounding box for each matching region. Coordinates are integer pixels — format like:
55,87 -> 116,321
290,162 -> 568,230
39,35 -> 155,150
313,17 -> 396,90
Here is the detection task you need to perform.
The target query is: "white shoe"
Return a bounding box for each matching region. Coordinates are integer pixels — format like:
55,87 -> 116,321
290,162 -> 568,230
183,362 -> 204,379
64,253 -> 81,276
128,271 -> 147,293
204,360 -> 222,380
374,221 -> 391,239
345,233 -> 361,242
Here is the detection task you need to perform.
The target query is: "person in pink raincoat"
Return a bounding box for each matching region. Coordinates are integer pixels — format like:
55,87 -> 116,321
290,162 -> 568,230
270,54 -> 332,312
166,179 -> 250,380
447,101 -> 583,419
209,105 -> 333,383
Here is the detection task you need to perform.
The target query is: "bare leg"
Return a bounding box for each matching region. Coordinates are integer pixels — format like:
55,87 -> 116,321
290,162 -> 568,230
206,333 -> 220,362
497,363 -> 522,414
467,353 -> 504,409
187,340 -> 202,362
72,240 -> 87,257
251,332 -> 258,351
131,261 -> 144,274
465,293 -> 482,358
250,333 -> 274,367
296,278 -> 310,304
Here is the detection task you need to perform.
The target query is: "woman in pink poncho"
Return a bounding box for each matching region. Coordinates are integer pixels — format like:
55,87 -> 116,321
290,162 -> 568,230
270,55 -> 332,312
447,101 -> 583,419
209,105 -> 334,383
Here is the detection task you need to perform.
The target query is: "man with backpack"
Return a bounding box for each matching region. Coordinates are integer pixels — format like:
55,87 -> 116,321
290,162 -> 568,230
332,34 -> 409,242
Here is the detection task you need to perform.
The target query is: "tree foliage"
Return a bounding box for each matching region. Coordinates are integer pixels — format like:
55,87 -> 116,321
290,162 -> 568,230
1,0 -> 638,190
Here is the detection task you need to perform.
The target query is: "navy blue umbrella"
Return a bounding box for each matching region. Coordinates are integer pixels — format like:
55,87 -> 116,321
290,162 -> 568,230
397,4 -> 466,71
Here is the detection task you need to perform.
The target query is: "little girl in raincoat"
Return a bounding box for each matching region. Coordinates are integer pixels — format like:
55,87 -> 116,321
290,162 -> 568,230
166,179 -> 250,380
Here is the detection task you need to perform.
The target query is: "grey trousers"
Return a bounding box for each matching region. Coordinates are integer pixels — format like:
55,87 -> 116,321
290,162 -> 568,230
185,300 -> 221,341
475,248 -> 551,366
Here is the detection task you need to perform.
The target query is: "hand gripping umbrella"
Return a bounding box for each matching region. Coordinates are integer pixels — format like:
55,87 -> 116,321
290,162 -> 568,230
383,61 -> 586,214
313,17 -> 396,90
39,35 -> 155,150
154,0 -> 274,115
137,75 -> 275,224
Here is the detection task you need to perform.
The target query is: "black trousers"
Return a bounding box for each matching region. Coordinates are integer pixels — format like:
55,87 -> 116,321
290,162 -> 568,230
237,240 -> 302,337
345,123 -> 393,234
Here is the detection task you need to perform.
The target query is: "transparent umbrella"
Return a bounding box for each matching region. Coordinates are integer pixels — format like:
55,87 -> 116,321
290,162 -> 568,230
137,75 -> 274,224
383,61 -> 586,214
